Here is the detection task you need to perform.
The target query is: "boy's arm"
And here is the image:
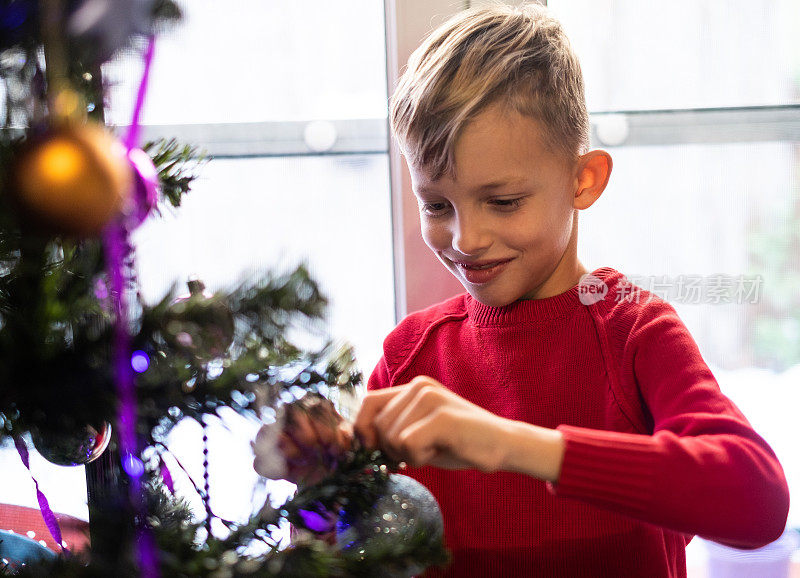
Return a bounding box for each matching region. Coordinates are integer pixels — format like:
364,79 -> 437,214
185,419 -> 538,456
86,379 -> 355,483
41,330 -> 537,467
367,354 -> 391,391
548,302 -> 790,550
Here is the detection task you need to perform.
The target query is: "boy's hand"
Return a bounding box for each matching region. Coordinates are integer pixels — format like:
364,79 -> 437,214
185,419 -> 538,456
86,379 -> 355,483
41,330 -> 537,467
353,376 -> 513,473
253,394 -> 354,487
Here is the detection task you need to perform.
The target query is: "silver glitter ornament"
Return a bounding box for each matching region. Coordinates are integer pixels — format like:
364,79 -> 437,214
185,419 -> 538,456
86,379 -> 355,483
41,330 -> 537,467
337,474 -> 444,578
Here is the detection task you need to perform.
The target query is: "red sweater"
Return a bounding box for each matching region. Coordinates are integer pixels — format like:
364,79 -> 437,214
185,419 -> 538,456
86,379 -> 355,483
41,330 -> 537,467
368,267 -> 789,578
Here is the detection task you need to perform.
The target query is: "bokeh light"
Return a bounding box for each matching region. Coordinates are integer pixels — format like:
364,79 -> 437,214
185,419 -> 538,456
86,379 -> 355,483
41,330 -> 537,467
122,453 -> 145,478
130,350 -> 150,373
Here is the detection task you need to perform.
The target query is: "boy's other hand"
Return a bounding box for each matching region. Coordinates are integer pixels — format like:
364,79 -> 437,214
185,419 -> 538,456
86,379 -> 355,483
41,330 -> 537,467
354,376 -> 513,473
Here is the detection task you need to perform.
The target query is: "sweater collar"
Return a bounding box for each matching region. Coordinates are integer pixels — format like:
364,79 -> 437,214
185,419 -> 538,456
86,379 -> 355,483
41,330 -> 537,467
466,267 -> 622,326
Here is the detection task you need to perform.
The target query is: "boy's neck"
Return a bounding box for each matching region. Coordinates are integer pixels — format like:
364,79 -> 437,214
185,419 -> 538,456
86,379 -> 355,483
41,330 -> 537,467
521,210 -> 587,300
518,260 -> 588,302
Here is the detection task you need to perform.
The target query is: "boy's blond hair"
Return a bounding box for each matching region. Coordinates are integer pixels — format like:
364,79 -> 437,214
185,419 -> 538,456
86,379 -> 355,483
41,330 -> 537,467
390,3 -> 589,179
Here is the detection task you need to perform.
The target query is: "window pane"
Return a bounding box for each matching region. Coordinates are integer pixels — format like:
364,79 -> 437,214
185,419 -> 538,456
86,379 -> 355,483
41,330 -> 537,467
133,153 -> 396,379
105,0 -> 389,125
548,0 -> 800,111
578,140 -> 800,533
580,141 -> 797,369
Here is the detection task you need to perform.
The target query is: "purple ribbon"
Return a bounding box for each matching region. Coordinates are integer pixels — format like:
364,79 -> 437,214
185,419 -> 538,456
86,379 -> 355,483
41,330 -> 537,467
159,456 -> 175,494
10,36 -> 158,567
124,35 -> 155,152
102,33 -> 159,578
14,436 -> 69,555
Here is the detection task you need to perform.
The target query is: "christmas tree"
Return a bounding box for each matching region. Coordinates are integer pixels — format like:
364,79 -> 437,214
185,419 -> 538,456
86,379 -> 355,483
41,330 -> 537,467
0,1 -> 447,575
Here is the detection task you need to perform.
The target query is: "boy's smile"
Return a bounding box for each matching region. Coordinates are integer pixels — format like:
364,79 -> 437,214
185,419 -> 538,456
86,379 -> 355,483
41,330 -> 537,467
408,102 -> 610,308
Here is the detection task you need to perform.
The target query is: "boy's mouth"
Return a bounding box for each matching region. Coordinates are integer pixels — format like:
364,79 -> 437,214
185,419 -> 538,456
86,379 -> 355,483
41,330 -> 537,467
451,258 -> 515,285
452,258 -> 513,270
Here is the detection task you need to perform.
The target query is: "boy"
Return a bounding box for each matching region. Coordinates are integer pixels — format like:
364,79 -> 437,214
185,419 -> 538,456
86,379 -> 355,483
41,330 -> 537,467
350,3 -> 789,577
258,4 -> 789,576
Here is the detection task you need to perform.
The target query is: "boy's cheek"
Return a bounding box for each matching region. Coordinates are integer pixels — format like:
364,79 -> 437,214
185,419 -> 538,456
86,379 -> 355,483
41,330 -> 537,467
420,225 -> 448,254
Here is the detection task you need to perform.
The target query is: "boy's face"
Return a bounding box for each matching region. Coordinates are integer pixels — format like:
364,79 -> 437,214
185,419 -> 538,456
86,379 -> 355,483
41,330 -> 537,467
409,103 -> 586,307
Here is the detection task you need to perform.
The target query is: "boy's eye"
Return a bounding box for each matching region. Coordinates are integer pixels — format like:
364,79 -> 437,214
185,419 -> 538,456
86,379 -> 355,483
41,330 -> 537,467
419,197 -> 523,216
420,202 -> 448,216
490,198 -> 523,209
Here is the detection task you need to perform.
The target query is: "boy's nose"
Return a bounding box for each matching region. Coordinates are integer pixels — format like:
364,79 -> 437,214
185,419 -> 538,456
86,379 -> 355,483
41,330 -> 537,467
451,214 -> 491,256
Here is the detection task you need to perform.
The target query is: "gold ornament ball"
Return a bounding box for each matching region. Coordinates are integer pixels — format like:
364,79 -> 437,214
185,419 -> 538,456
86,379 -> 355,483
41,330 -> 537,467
11,123 -> 132,236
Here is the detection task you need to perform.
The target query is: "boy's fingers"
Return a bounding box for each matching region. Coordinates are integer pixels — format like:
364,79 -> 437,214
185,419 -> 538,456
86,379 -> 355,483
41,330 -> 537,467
354,387 -> 406,448
395,414 -> 442,466
382,382 -> 446,446
357,379 -> 434,429
394,410 -> 471,469
374,390 -> 420,449
335,421 -> 354,449
376,381 -> 446,455
357,387 -> 405,421
355,378 -> 445,451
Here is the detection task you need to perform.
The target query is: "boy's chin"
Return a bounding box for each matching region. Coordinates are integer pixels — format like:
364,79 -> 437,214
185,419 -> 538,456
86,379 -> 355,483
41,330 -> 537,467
464,287 -> 517,308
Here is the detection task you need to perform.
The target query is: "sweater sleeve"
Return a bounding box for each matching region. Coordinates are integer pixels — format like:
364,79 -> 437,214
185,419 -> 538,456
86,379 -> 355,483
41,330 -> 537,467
367,355 -> 391,391
548,300 -> 790,549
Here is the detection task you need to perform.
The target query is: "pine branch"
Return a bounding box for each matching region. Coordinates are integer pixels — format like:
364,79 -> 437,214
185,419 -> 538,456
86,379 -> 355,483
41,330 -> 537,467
143,138 -> 207,209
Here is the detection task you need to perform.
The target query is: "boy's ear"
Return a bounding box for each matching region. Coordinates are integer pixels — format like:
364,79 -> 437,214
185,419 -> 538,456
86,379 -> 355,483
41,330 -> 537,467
573,150 -> 612,210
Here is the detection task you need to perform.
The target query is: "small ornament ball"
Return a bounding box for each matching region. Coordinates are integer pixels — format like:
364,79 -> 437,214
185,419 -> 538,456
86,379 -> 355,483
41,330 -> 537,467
32,422 -> 113,467
337,474 -> 444,577
10,122 -> 132,237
